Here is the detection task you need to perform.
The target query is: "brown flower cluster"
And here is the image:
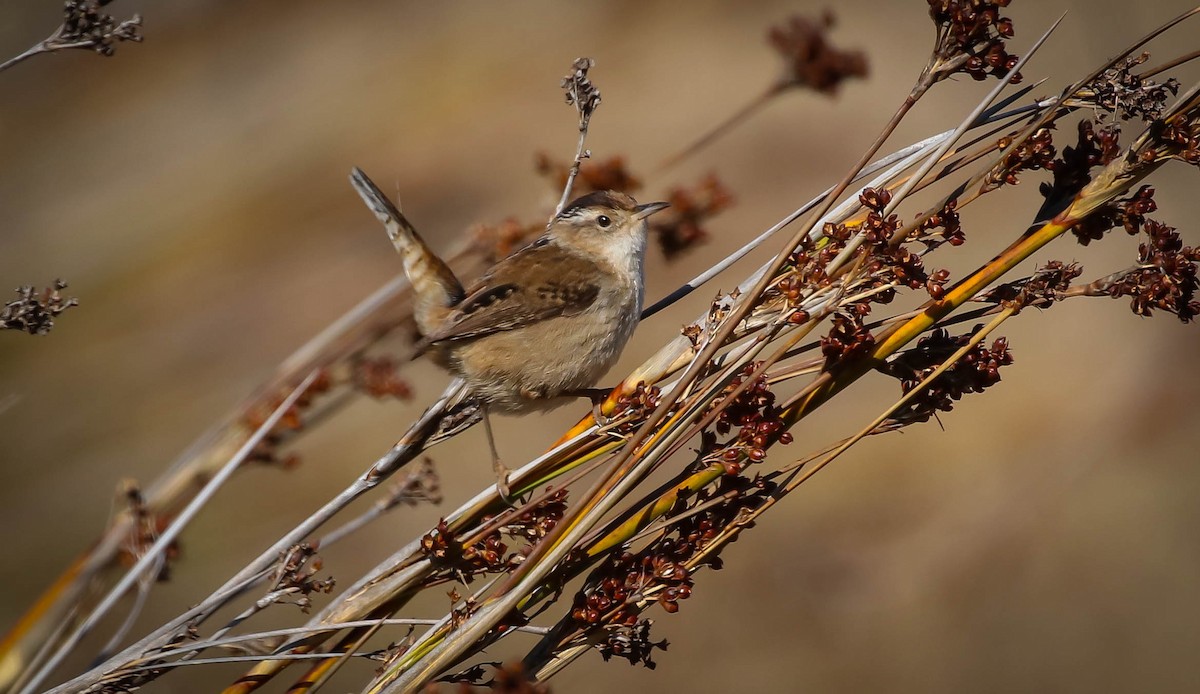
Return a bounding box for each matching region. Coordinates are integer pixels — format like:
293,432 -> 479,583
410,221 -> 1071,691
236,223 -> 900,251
927,0 -> 1020,83
913,198 -> 965,250
115,481 -> 178,581
987,127 -> 1056,191
766,11 -> 869,95
882,326 -> 1013,425
1,280 -> 77,335
594,619 -> 669,670
983,260 -> 1082,310
350,355 -> 414,400
1108,219 -> 1200,322
60,0 -> 142,57
561,57 -> 601,122
242,371 -> 334,468
1153,111 -> 1200,166
421,492 -> 568,582
1042,120 -> 1121,204
608,382 -> 662,434
534,153 -> 642,197
1081,52 -> 1180,122
471,217 -> 543,264
820,310 -> 876,368
650,174 -> 734,260
712,363 -> 792,471
270,543 -> 335,613
1073,184 -> 1157,246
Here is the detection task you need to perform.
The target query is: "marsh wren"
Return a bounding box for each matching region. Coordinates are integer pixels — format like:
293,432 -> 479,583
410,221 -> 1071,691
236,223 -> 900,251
350,167 -> 668,497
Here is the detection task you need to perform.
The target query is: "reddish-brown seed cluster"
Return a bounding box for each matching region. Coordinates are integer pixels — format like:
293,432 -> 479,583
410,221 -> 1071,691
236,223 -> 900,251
914,198 -> 965,249
485,662 -> 553,693
1156,113 -> 1200,166
1084,52 -> 1180,122
1073,185 -> 1157,246
710,364 -> 793,471
242,371 -> 333,468
421,492 -> 569,582
115,482 -> 179,581
561,57 -> 601,121
534,153 -> 643,197
59,0 -> 142,57
882,326 -> 1013,424
501,489 -> 568,543
421,519 -> 516,579
927,0 -> 1020,83
609,382 -> 662,433
1108,218 -> 1200,322
821,311 -> 876,368
1042,120 -> 1121,204
984,260 -> 1083,310
988,127 -> 1057,191
594,619 -> 669,670
570,551 -> 693,628
1,280 -> 78,335
649,174 -> 734,261
471,217 -> 543,263
270,543 -> 335,613
351,355 -> 414,400
766,11 -> 869,95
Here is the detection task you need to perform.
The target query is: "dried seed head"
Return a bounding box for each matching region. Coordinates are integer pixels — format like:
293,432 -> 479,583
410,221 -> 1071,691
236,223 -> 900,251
767,11 -> 869,95
562,57 -> 601,125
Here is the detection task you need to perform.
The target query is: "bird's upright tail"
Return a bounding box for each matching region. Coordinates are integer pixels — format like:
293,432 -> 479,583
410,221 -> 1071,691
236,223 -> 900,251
350,167 -> 464,334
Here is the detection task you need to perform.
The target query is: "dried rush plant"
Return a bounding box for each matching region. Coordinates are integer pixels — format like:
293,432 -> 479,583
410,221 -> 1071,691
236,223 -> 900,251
6,3 -> 1200,693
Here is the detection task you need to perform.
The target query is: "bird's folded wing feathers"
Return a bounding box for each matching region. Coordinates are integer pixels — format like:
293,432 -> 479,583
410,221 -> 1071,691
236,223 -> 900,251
415,242 -> 601,352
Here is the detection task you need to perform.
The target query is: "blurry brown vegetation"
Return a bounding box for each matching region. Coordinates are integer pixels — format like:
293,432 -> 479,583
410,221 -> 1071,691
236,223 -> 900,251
2,1 -> 1200,693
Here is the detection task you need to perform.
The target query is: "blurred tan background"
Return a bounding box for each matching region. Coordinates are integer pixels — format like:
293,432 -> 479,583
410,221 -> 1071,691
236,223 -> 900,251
2,1 -> 1199,691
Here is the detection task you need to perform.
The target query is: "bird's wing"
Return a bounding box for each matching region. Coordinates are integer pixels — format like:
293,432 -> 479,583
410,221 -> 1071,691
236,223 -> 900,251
415,240 -> 601,352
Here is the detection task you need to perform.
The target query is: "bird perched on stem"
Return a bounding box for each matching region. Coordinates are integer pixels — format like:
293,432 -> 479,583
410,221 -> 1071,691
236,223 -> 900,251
350,167 -> 668,498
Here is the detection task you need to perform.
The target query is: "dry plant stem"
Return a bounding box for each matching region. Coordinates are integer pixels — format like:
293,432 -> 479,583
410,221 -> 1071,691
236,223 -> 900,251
20,370 -> 322,694
552,125 -> 591,222
655,83 -> 784,174
1141,48 -> 1200,79
43,381 -> 466,694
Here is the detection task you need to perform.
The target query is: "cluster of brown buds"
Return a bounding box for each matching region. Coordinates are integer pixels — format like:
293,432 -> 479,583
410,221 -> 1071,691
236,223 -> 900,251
926,0 -> 1020,84
500,489 -> 568,542
270,543 -> 335,613
471,217 -> 542,263
594,619 -> 669,670
820,309 -> 876,369
1,280 -> 78,335
1152,110 -> 1200,166
881,326 -> 1013,425
912,198 -> 965,250
350,355 -> 414,400
57,0 -> 143,57
1108,218 -> 1200,322
570,550 -> 692,629
114,481 -> 178,581
561,57 -> 601,125
1073,185 -> 1157,246
1075,52 -> 1180,122
1043,120 -> 1121,203
242,371 -> 333,468
987,127 -> 1056,191
608,383 -> 662,434
650,174 -> 734,260
712,363 -> 792,471
766,11 -> 869,95
421,519 -> 517,580
534,153 -> 642,196
983,260 -> 1082,311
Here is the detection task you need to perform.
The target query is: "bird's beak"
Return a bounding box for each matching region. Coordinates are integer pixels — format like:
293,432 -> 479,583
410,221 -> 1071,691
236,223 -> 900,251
634,201 -> 670,219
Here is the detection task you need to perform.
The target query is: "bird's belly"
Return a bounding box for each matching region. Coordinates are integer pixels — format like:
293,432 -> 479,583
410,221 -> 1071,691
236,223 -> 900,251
451,306 -> 637,414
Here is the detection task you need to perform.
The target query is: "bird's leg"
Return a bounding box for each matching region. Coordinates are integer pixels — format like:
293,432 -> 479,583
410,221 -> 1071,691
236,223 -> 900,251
480,404 -> 513,503
564,387 -> 615,426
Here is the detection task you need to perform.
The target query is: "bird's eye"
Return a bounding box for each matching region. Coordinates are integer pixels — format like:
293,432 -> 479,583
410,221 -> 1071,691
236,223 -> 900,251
596,215 -> 612,228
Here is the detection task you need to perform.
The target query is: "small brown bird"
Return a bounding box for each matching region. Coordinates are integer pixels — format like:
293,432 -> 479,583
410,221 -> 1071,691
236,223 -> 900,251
350,167 -> 668,497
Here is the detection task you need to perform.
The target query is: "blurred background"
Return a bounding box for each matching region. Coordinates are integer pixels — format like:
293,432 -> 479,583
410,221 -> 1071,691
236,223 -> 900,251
2,1 -> 1199,691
